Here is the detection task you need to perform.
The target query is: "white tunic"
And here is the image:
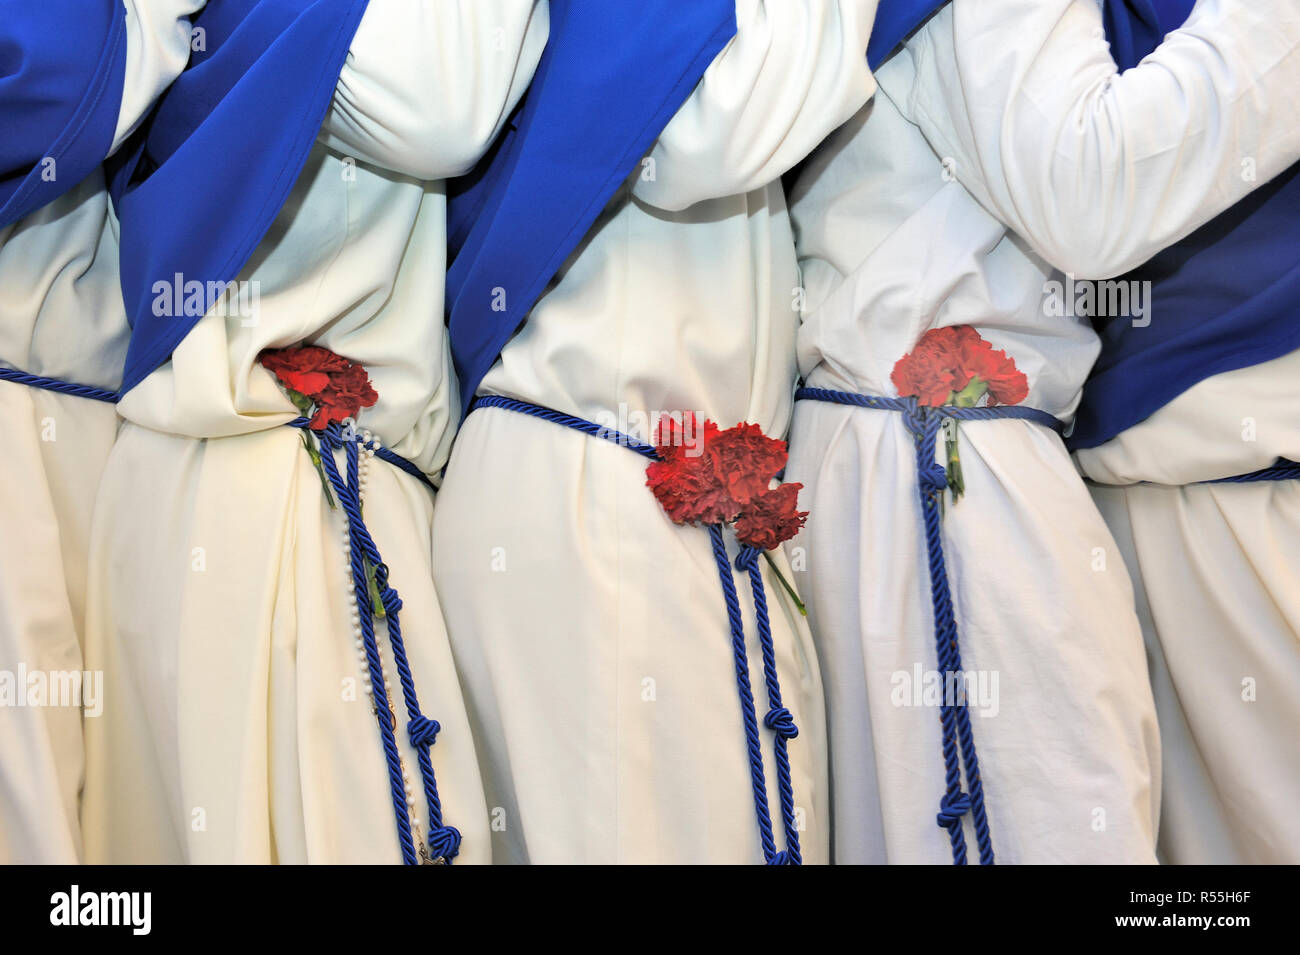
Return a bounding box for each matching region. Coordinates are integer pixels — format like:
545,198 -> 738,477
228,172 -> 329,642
1081,313 -> 1300,864
0,0 -> 201,864
785,0 -> 1300,863
431,0 -> 878,864
81,0 -> 549,864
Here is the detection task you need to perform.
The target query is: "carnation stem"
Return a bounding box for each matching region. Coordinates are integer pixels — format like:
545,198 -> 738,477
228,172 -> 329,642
763,551 -> 807,617
300,431 -> 337,509
365,556 -> 386,620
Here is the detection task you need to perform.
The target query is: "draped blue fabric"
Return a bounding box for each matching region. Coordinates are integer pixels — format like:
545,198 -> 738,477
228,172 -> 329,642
0,1 -> 128,228
443,0 -> 738,414
111,0 -> 370,394
866,0 -> 948,70
1070,1 -> 1300,449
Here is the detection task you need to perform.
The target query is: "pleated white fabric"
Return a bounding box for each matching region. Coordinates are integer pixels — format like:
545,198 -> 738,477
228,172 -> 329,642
1081,351 -> 1300,864
0,0 -> 202,864
786,0 -> 1300,864
81,0 -> 549,864
432,0 -> 879,864
0,180 -> 123,865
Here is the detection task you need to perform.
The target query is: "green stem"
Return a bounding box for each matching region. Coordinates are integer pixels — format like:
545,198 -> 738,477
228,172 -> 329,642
300,432 -> 337,509
365,556 -> 385,620
762,550 -> 807,617
950,376 -> 987,408
943,418 -> 965,503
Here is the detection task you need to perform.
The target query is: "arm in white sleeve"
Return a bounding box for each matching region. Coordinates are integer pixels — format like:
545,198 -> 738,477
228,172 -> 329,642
884,0 -> 1300,278
319,0 -> 549,180
632,0 -> 878,211
114,1 -> 207,154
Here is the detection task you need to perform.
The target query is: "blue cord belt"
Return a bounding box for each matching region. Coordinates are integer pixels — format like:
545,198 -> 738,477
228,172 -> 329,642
470,394 -> 803,865
1,363 -> 454,864
795,386 -> 1068,866
0,364 -> 120,403
287,418 -> 456,865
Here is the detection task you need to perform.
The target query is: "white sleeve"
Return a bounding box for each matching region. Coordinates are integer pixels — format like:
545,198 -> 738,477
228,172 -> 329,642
632,0 -> 878,212
114,1 -> 207,154
883,0 -> 1300,278
319,0 -> 549,180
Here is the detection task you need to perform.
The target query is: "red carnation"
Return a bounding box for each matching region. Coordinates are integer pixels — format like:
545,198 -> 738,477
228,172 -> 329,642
963,338 -> 1029,406
646,413 -> 733,523
735,483 -> 808,550
706,422 -> 789,509
259,346 -> 378,429
646,415 -> 789,526
891,326 -> 1028,408
645,412 -> 810,613
891,326 -> 969,406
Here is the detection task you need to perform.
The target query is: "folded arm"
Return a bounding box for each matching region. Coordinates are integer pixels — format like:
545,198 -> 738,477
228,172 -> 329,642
115,0 -> 208,154
633,0 -> 879,211
885,0 -> 1300,277
320,0 -> 549,180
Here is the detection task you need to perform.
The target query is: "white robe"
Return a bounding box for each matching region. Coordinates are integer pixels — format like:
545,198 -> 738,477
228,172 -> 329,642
0,0 -> 201,864
1082,350 -> 1300,865
431,0 -> 878,864
784,0 -> 1300,864
81,0 -> 549,864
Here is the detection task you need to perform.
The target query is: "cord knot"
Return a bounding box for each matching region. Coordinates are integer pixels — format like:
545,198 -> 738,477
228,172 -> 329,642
919,461 -> 948,493
379,586 -> 402,614
764,706 -> 799,740
427,825 -> 462,864
734,545 -> 761,572
408,715 -> 441,747
936,791 -> 972,828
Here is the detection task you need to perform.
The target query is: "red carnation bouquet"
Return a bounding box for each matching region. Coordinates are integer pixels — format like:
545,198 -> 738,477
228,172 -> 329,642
891,326 -> 1028,500
646,413 -> 808,613
260,345 -> 380,510
259,346 -> 378,429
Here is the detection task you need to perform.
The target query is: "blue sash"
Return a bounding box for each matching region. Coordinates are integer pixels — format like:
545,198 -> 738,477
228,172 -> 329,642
867,0 -> 949,70
0,1 -> 128,228
444,0 -> 738,415
110,0 -> 370,394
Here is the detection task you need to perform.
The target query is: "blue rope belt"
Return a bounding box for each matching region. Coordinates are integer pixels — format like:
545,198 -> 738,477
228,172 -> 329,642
0,365 -> 120,403
1086,458 -> 1300,488
1,364 -> 454,864
795,386 -> 1067,866
287,418 -> 456,865
470,393 -> 803,865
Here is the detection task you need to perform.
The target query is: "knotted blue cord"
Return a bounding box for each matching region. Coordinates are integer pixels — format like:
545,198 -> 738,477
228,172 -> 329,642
796,386 -> 1066,866
469,394 -> 802,865
735,543 -> 802,864
289,419 -> 459,865
0,365 -> 119,403
708,523 -> 780,864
